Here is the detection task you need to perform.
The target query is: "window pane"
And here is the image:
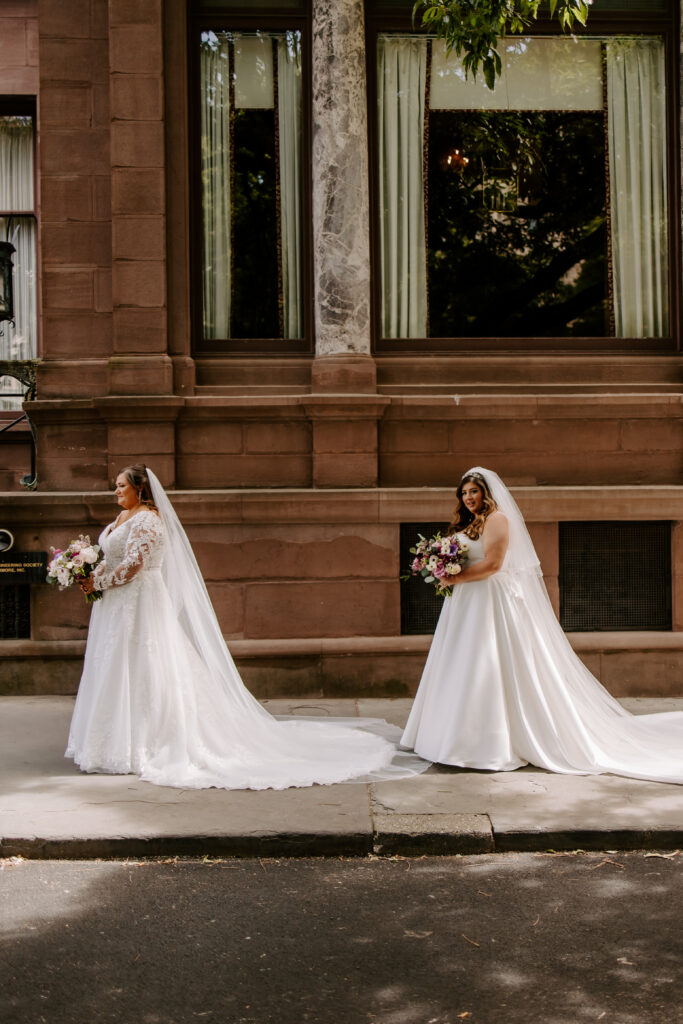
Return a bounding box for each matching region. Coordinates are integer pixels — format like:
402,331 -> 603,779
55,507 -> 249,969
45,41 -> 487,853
428,109 -> 609,337
0,116 -> 33,210
200,30 -> 303,342
377,34 -> 669,340
0,216 -> 37,409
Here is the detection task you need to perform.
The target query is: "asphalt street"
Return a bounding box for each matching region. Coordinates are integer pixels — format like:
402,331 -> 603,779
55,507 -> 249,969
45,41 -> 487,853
2,852 -> 682,1024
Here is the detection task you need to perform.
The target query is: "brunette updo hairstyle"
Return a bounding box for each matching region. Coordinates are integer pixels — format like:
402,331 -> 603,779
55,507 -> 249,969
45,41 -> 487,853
448,471 -> 498,540
120,463 -> 157,510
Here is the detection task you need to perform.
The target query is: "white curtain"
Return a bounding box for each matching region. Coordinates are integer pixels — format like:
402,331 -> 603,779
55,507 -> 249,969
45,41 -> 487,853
607,39 -> 668,338
378,36 -> 428,339
0,119 -> 36,409
278,33 -> 303,339
201,33 -> 232,340
0,118 -> 33,209
430,37 -> 603,111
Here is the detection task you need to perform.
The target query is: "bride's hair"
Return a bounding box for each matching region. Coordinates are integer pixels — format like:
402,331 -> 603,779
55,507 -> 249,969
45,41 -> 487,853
120,463 -> 157,510
449,471 -> 498,539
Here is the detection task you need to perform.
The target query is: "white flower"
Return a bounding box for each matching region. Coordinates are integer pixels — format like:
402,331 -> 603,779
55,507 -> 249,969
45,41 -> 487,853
81,547 -> 99,564
446,563 -> 462,576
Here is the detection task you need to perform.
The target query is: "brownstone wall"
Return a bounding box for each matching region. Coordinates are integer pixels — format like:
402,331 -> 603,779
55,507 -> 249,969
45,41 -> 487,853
0,0 -> 38,94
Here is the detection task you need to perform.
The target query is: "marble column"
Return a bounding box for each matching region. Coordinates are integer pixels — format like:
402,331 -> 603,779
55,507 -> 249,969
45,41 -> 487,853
312,0 -> 372,362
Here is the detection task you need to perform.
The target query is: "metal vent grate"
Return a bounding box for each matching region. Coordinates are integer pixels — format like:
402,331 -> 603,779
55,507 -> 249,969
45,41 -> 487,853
0,585 -> 30,639
400,522 -> 448,635
560,521 -> 671,632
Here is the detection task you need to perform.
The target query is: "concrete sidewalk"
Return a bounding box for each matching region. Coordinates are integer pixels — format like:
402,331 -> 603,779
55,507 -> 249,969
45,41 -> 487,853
2,696 -> 683,859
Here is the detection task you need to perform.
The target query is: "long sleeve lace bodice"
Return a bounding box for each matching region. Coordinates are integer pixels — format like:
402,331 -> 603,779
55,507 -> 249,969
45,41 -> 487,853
92,510 -> 164,591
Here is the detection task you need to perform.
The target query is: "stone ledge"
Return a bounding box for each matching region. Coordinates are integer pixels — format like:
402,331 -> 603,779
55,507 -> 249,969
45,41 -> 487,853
2,632 -> 681,661
0,486 -> 681,523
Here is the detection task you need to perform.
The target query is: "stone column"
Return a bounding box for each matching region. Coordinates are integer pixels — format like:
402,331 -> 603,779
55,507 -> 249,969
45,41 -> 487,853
311,0 -> 374,380
309,0 -> 385,485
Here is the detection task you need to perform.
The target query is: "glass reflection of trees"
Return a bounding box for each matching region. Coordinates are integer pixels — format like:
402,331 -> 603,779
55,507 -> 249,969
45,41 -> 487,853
427,110 -> 608,337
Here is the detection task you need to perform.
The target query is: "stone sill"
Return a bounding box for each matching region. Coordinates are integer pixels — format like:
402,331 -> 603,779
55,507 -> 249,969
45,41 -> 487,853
3,633 -> 682,661
0,486 -> 682,524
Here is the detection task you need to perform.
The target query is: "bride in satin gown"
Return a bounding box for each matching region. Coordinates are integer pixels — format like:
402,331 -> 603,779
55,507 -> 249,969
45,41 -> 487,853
401,466 -> 683,785
66,464 -> 426,790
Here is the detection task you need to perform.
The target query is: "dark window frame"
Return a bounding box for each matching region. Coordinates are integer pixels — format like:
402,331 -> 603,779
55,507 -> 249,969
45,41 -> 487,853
0,96 -> 38,419
365,4 -> 681,354
188,6 -> 314,355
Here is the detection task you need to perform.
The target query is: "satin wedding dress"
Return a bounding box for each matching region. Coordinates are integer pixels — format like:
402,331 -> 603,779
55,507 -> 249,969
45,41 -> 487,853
402,467 -> 683,785
66,473 -> 427,790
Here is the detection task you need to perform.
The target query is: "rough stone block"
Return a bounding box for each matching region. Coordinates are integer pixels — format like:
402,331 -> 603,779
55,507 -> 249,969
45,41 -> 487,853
25,14 -> 38,66
0,18 -> 27,66
0,66 -> 38,92
107,354 -> 173,395
32,585 -> 90,641
42,222 -> 112,266
111,74 -> 163,120
176,453 -> 311,489
111,121 -> 164,168
43,269 -> 94,310
36,454 -> 109,490
38,0 -> 90,38
599,650 -> 683,698
205,582 -> 244,637
112,260 -> 166,308
109,0 -> 162,26
41,175 -> 93,222
313,419 -> 377,454
93,175 -> 111,220
244,581 -> 398,639
40,129 -> 110,176
244,421 -> 311,454
381,421 -> 450,453
39,38 -> 109,84
42,313 -> 112,357
313,452 -> 377,488
448,418 -> 621,454
176,421 -> 243,455
40,84 -> 91,126
112,168 -> 164,214
113,217 -> 165,260
113,307 -> 167,353
620,419 -> 682,452
107,421 -> 175,456
94,268 -> 112,313
110,25 -> 162,74
91,82 -> 110,128
190,524 -> 397,581
90,0 -> 108,39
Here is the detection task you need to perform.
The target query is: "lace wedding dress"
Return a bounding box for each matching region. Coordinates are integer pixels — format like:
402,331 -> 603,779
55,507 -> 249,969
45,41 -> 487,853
401,467 -> 683,785
66,480 -> 427,790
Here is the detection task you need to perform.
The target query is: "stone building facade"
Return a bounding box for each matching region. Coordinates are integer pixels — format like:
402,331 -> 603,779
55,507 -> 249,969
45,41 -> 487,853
0,0 -> 681,696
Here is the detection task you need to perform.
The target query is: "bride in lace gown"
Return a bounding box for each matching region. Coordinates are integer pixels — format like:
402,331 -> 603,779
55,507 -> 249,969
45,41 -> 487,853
401,466 -> 683,785
66,465 -> 427,790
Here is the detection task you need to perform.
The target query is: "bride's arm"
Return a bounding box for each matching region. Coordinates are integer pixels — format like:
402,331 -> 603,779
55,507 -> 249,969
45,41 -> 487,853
89,513 -> 163,592
445,512 -> 509,584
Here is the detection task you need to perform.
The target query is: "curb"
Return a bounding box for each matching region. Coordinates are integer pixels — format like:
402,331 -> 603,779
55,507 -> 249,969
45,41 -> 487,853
3,827 -> 683,860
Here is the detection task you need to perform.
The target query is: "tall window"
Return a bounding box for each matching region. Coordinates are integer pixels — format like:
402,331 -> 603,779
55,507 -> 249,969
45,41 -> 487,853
0,110 -> 36,409
197,27 -> 306,349
371,5 -> 675,347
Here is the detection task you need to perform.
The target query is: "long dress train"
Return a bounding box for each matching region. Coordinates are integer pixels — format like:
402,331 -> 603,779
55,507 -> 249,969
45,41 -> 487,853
66,507 -> 427,790
402,532 -> 683,785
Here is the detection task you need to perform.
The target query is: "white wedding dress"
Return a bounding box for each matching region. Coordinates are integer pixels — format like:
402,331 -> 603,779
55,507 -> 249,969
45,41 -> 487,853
402,468 -> 683,785
66,481 -> 427,790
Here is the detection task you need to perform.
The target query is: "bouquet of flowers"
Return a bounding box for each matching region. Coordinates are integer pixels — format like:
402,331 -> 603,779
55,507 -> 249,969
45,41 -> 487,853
46,535 -> 104,603
403,531 -> 469,597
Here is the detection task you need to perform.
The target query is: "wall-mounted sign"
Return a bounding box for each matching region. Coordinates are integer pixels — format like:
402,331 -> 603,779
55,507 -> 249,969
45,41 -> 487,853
0,551 -> 47,585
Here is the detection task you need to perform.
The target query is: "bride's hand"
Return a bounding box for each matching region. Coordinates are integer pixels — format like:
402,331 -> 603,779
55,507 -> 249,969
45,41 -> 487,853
79,575 -> 95,595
